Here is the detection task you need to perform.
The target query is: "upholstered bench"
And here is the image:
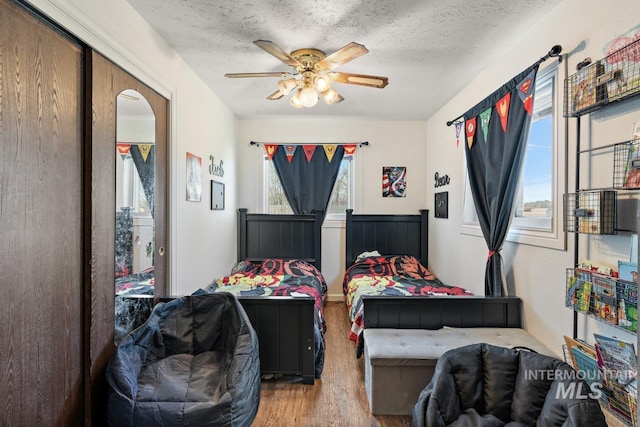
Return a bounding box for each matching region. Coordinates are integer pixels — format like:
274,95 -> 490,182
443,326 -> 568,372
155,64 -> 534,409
363,327 -> 554,415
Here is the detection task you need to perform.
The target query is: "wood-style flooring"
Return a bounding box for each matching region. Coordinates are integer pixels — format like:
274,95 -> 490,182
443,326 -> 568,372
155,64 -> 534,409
251,301 -> 412,427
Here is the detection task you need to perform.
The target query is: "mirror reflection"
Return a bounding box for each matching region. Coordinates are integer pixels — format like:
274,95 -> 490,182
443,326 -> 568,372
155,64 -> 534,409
115,89 -> 156,344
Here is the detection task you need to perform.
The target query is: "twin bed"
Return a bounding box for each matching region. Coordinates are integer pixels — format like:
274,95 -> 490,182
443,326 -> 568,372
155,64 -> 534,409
206,209 -> 325,384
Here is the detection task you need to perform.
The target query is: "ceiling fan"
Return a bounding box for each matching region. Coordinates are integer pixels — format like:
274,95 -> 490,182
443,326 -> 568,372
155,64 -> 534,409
225,40 -> 389,108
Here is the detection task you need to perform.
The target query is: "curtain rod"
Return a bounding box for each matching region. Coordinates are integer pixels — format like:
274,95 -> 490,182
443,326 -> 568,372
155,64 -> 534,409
445,45 -> 562,127
250,141 -> 369,147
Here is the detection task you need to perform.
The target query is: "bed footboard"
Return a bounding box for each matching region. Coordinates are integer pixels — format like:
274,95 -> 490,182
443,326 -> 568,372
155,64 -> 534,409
363,296 -> 522,329
238,296 -> 316,385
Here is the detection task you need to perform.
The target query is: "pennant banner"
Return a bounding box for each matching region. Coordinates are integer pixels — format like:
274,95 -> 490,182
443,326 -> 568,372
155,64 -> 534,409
516,69 -> 536,115
455,122 -> 462,148
496,92 -> 511,132
284,144 -> 297,163
343,144 -> 357,159
465,117 -> 477,150
323,144 -> 338,163
138,144 -> 152,162
302,145 -> 317,163
264,144 -> 278,160
479,108 -> 491,143
117,143 -> 131,156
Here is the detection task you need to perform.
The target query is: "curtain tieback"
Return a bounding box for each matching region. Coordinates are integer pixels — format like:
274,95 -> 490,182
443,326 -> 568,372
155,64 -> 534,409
487,250 -> 496,261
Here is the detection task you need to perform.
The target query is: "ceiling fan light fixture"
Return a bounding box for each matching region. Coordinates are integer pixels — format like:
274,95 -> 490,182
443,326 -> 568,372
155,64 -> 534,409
299,86 -> 319,108
290,90 -> 304,108
321,88 -> 343,104
278,77 -> 298,95
314,75 -> 331,92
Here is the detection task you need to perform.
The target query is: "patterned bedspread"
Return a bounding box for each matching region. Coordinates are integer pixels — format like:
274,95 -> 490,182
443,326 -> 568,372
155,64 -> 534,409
206,258 -> 327,378
115,266 -> 155,296
343,255 -> 472,354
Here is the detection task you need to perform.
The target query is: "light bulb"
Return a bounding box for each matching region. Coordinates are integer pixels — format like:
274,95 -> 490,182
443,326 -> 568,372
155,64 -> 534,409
314,75 -> 331,92
290,90 -> 304,108
299,86 -> 318,108
278,78 -> 298,95
321,88 -> 343,104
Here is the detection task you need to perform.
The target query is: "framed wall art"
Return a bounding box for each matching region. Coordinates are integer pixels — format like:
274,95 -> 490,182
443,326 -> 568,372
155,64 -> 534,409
186,152 -> 202,202
211,180 -> 225,210
382,166 -> 407,197
435,191 -> 448,218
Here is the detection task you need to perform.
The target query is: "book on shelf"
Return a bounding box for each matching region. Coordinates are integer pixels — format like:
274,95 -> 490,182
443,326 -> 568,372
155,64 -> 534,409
572,63 -> 598,113
566,269 -> 592,313
616,276 -> 638,333
594,334 -> 637,390
618,260 -> 638,282
590,273 -> 618,324
564,335 -> 602,387
623,139 -> 640,188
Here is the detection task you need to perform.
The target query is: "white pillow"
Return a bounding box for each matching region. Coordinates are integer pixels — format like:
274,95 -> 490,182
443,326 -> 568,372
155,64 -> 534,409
355,250 -> 381,262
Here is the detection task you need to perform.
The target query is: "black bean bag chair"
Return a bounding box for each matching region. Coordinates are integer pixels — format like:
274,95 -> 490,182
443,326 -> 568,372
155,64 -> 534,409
412,343 -> 607,427
106,292 -> 260,426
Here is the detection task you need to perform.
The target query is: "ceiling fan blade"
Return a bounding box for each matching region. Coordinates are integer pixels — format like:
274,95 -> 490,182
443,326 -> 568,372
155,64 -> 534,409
224,72 -> 290,78
253,40 -> 302,68
316,42 -> 368,71
266,90 -> 284,100
329,72 -> 389,88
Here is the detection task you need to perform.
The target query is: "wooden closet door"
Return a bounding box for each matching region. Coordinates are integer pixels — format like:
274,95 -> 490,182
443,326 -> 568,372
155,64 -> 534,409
0,1 -> 84,425
87,51 -> 168,424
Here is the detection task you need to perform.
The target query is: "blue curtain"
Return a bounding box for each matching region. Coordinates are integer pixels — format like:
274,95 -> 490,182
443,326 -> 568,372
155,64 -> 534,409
272,145 -> 345,222
464,64 -> 539,296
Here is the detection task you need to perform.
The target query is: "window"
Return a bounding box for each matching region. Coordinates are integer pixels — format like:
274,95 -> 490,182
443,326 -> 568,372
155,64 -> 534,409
462,65 -> 564,249
264,155 -> 354,217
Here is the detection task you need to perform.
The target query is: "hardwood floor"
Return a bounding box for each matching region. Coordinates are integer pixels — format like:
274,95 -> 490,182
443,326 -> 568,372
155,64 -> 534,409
251,301 -> 412,427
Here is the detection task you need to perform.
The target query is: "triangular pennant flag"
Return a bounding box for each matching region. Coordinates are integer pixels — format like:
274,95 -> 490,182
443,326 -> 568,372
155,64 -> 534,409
302,145 -> 317,163
264,144 -> 278,160
455,122 -> 462,148
117,143 -> 131,157
139,144 -> 152,162
465,117 -> 477,150
284,144 -> 297,163
496,92 -> 511,132
516,69 -> 536,115
479,108 -> 491,143
343,144 -> 357,159
323,144 -> 338,162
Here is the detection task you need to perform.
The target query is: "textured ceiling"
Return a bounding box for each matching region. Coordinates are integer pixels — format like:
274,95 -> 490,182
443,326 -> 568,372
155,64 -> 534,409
126,0 -> 563,120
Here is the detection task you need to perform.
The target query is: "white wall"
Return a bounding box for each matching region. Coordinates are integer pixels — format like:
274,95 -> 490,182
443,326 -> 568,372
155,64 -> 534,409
237,118 -> 428,299
426,0 -> 640,356
28,0 -> 239,295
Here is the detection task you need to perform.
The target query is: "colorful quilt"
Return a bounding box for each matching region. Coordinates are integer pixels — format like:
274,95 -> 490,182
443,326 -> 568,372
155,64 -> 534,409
343,255 -> 472,353
207,258 -> 327,378
115,266 -> 155,296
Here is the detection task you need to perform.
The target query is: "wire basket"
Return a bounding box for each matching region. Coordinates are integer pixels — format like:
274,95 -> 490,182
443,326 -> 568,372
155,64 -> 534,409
613,140 -> 640,189
563,191 -> 616,234
564,38 -> 640,117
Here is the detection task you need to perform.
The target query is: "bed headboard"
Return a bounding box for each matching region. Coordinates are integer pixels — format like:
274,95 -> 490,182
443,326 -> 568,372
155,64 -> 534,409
345,209 -> 428,269
237,208 -> 323,269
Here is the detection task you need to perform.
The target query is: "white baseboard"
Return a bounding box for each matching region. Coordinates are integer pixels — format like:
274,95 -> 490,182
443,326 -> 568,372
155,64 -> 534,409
327,293 -> 345,302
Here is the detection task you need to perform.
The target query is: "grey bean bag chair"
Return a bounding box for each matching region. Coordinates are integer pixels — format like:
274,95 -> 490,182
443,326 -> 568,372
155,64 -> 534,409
412,343 -> 606,427
106,292 -> 260,426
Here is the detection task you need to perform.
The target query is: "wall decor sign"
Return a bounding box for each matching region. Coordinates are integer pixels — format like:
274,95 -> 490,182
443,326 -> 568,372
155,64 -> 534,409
435,191 -> 448,219
382,166 -> 407,197
434,172 -> 450,188
211,180 -> 225,210
186,152 -> 202,202
209,155 -> 224,177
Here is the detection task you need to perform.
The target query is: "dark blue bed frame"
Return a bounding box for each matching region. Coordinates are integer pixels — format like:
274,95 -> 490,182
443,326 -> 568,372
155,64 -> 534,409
235,208 -> 323,385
